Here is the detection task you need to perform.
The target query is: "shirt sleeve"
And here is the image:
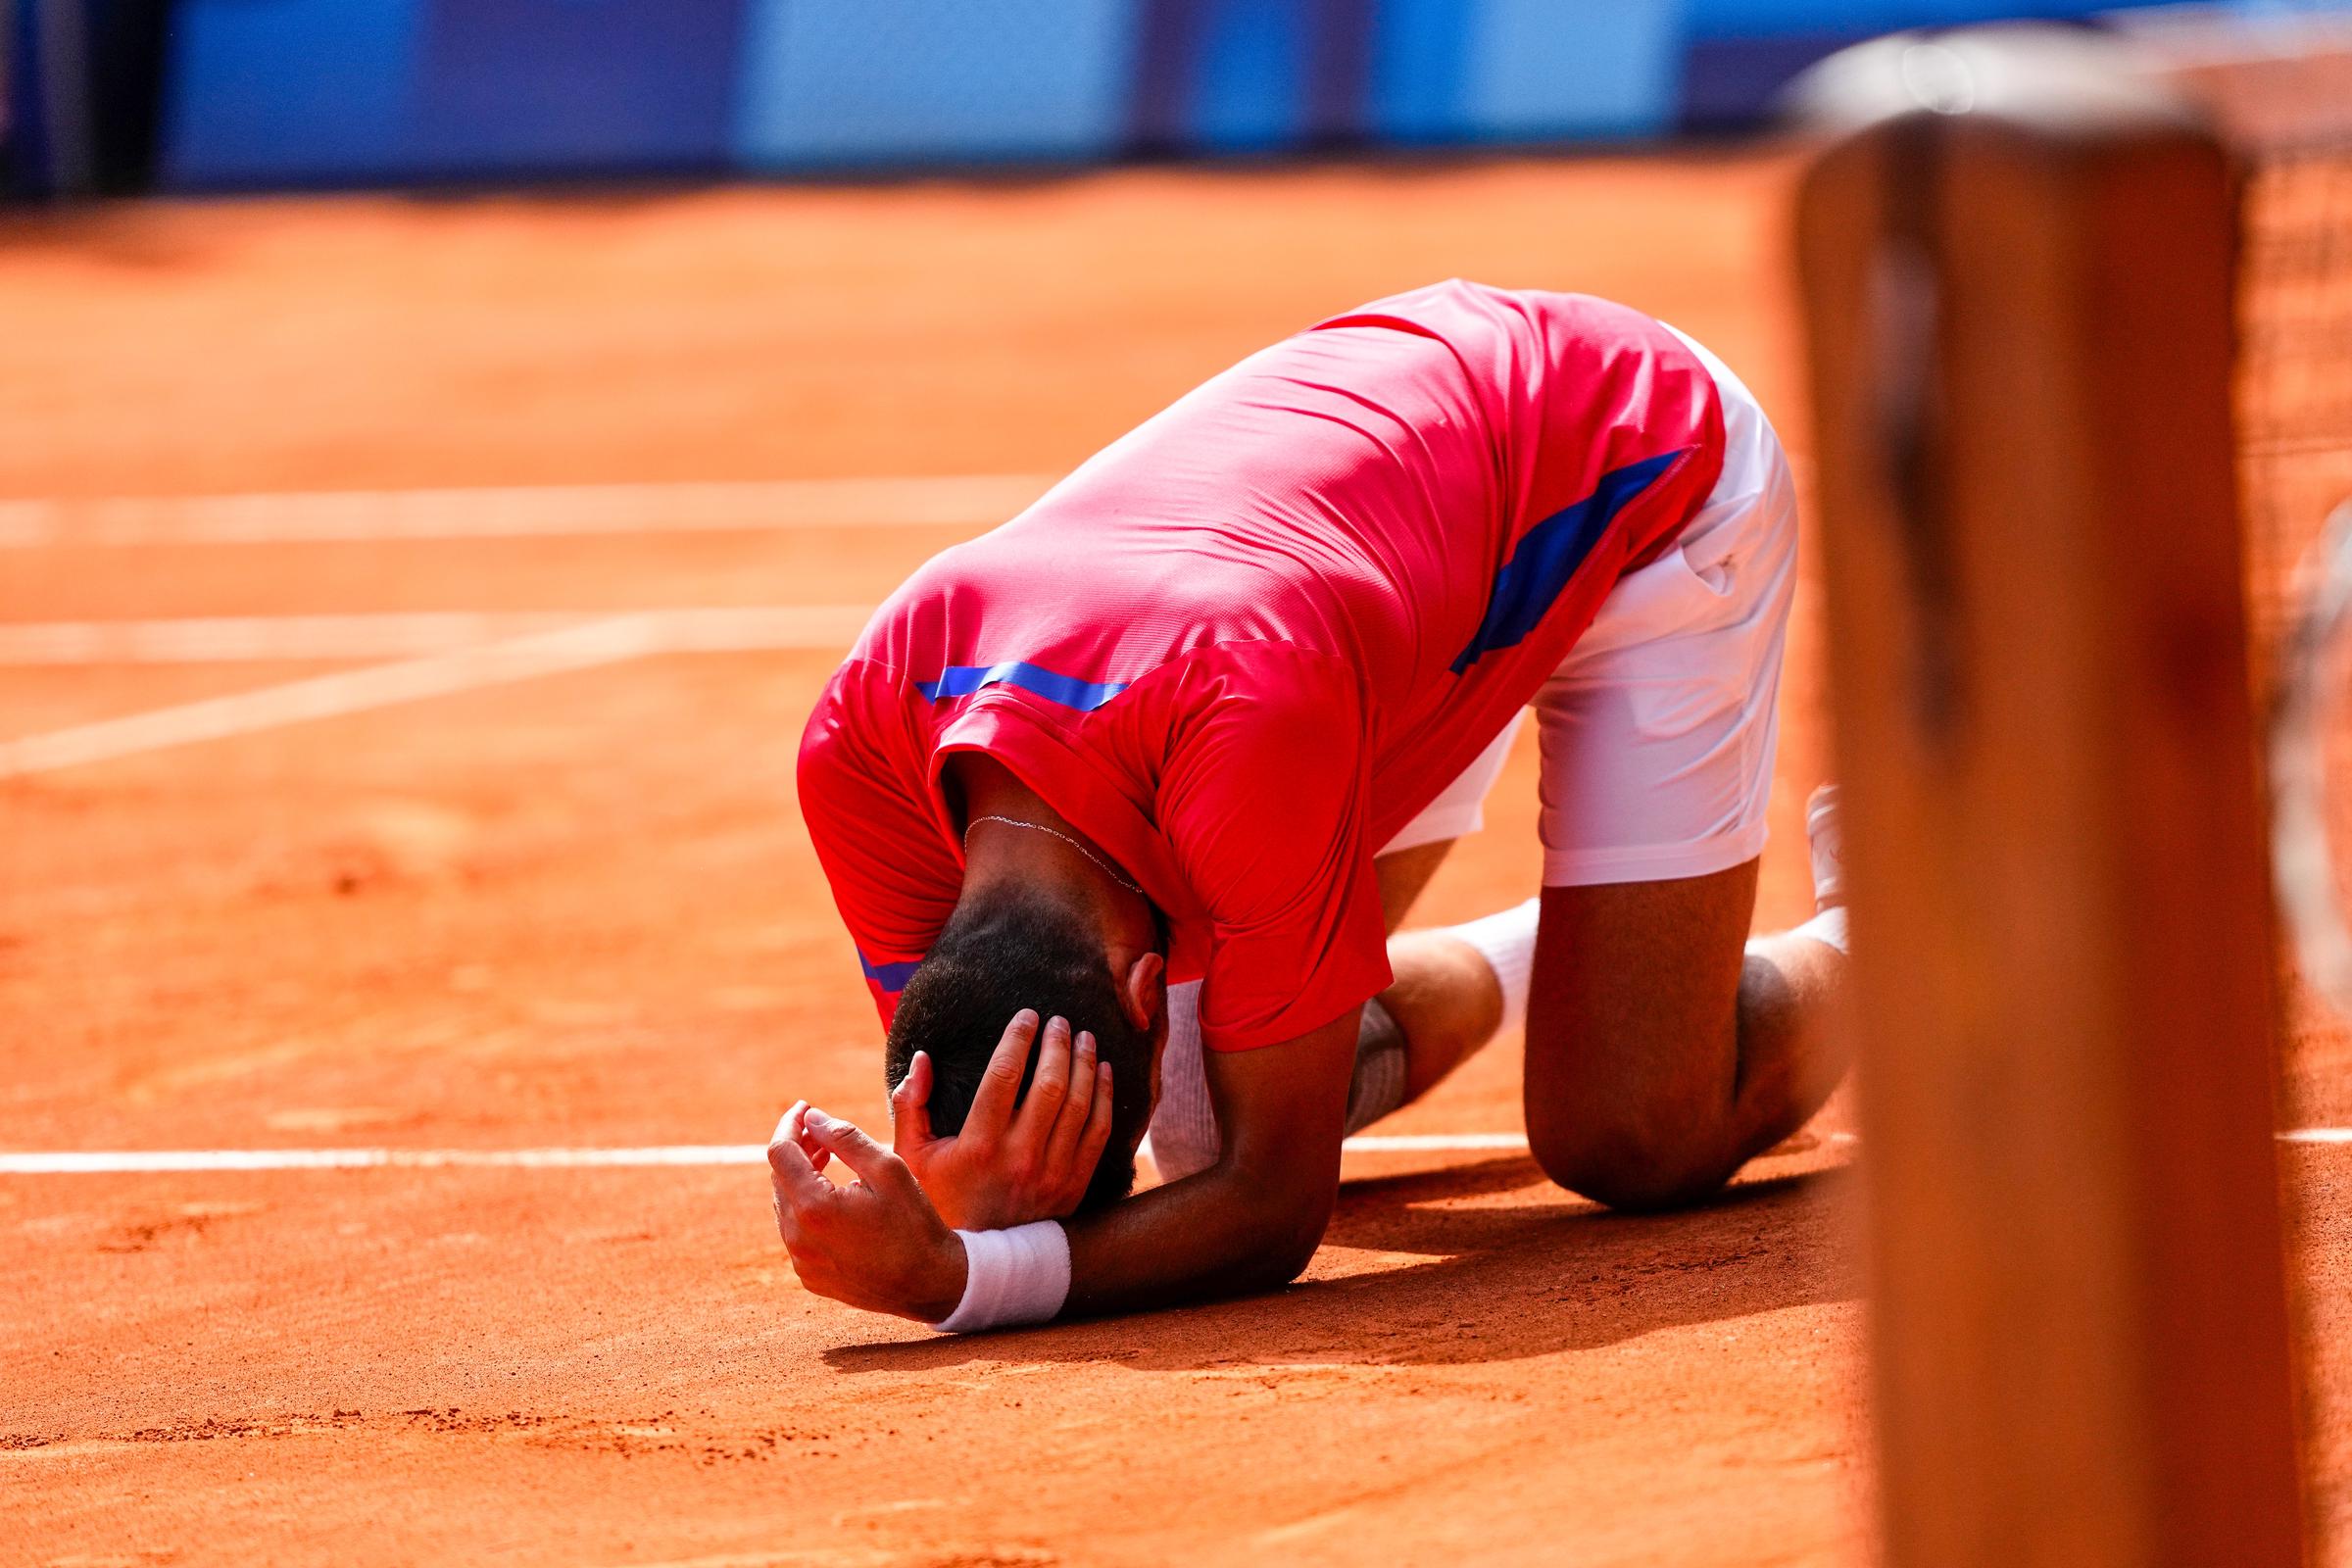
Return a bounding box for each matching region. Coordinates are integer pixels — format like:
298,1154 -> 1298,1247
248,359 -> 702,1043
1155,647 -> 1392,1053
796,662 -> 959,1033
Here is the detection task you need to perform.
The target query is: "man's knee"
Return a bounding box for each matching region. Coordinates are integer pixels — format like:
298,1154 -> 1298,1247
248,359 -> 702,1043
1526,1111 -> 1734,1213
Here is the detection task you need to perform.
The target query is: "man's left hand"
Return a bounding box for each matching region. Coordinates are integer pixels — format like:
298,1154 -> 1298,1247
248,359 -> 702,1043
884,1009 -> 1116,1230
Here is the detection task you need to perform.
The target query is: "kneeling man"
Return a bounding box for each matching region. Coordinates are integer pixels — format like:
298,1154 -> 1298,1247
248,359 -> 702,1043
775,280 -> 1849,1332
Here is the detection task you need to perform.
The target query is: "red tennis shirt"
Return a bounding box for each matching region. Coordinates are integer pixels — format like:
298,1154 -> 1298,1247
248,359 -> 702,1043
798,280 -> 1726,1052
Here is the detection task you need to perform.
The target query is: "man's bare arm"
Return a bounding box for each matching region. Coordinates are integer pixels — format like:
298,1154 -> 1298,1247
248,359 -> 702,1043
1061,1007 -> 1358,1316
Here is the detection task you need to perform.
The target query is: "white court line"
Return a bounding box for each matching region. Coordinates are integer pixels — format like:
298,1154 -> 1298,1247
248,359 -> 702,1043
0,607 -> 870,779
3,612 -> 603,664
0,609 -> 872,665
0,1147 -> 770,1174
1343,1133 -> 1532,1152
0,474 -> 1057,548
2,1129 -> 2345,1175
6,1138 -> 1514,1174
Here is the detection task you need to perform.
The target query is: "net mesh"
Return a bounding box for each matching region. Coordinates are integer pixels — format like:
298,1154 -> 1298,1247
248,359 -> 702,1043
2243,154 -> 2351,642
2140,19 -> 2352,1086
2178,40 -> 2352,670
2243,148 -> 2352,655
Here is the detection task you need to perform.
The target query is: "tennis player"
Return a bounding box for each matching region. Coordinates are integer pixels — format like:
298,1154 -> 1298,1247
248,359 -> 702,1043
772,280 -> 1849,1331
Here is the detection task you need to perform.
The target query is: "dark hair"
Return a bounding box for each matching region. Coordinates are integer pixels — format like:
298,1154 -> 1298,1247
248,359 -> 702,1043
884,887 -> 1156,1210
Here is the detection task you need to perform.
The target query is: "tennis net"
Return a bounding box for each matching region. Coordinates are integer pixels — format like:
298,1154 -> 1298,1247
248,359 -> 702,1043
2129,14 -> 2352,1065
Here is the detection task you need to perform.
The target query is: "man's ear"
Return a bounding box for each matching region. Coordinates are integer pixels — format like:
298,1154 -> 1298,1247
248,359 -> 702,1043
1120,951 -> 1165,1035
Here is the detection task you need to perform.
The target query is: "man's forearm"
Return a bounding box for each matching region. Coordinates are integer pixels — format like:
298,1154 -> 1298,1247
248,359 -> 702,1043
1058,1153 -> 1340,1319
888,1009 -> 1361,1330
1051,1009 -> 1363,1319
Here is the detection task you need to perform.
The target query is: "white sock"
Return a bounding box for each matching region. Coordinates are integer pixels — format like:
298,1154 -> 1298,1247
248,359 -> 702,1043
1794,783 -> 1849,955
1146,985 -> 1421,1176
1144,981 -> 1219,1183
1443,898 -> 1541,1034
1342,999 -> 1408,1135
1789,905 -> 1849,956
1806,784 -> 1845,909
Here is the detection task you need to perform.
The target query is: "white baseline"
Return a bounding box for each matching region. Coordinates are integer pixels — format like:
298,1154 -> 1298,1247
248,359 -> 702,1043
0,609 -> 871,666
0,1129 -> 2341,1175
0,608 -> 870,779
0,474 -> 1056,548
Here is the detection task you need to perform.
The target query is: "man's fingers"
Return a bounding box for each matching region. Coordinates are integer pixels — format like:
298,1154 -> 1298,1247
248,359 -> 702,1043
889,1050 -> 937,1151
1075,1058 -> 1117,1180
1012,1015 -> 1074,1149
1041,1028 -> 1099,1175
766,1103 -> 833,1207
964,1008 -> 1040,1135
771,1100 -> 833,1175
803,1106 -> 914,1195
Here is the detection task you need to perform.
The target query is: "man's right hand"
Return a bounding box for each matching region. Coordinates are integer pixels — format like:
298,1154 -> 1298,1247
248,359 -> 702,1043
883,1009 -> 1116,1230
768,1102 -> 968,1322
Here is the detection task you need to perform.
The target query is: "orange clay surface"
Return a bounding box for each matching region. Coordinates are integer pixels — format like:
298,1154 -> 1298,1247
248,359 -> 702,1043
1,154 -> 2345,1566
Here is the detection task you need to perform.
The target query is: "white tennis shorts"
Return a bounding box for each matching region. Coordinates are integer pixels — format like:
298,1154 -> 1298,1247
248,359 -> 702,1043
1380,325 -> 1798,886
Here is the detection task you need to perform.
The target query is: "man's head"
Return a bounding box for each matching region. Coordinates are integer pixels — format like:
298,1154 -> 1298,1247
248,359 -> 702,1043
884,885 -> 1163,1210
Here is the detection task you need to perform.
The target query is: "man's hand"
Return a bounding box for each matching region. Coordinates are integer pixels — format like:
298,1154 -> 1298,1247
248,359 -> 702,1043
886,1009 -> 1116,1230
767,1102 -> 967,1322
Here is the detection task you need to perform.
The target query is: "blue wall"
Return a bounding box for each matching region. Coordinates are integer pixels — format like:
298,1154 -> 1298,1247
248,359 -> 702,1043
156,0 -> 2205,191
161,0 -> 746,185
160,0 -> 421,185
736,0 -> 1139,167
1370,0 -> 1686,144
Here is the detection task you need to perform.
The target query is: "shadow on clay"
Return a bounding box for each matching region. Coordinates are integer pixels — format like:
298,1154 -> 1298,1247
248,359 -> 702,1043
821,1154 -> 1860,1374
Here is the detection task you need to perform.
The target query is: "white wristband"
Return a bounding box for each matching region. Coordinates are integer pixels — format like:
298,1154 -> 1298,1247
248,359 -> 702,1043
1790,906 -> 1850,956
932,1221 -> 1071,1334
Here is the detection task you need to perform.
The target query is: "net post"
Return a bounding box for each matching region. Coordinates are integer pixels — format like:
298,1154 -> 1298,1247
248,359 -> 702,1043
1792,28 -> 2304,1567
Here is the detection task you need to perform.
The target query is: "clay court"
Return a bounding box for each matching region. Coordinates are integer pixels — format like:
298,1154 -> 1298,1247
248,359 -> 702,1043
4,150 -> 2349,1564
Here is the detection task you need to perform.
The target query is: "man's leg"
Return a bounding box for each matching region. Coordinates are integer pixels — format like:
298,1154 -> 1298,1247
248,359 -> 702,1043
1524,797 -> 1848,1210
1368,806 -> 1851,1212
1339,715 -> 1535,1122
1377,911 -> 1528,1101
1507,321 -> 1830,1207
1370,838 -> 1521,1103
1374,839 -> 1453,931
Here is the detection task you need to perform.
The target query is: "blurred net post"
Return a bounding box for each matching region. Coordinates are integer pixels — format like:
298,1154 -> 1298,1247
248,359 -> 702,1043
1793,26 -> 2304,1568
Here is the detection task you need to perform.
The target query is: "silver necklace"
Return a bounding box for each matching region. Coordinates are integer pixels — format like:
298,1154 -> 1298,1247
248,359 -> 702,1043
965,814 -> 1145,897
